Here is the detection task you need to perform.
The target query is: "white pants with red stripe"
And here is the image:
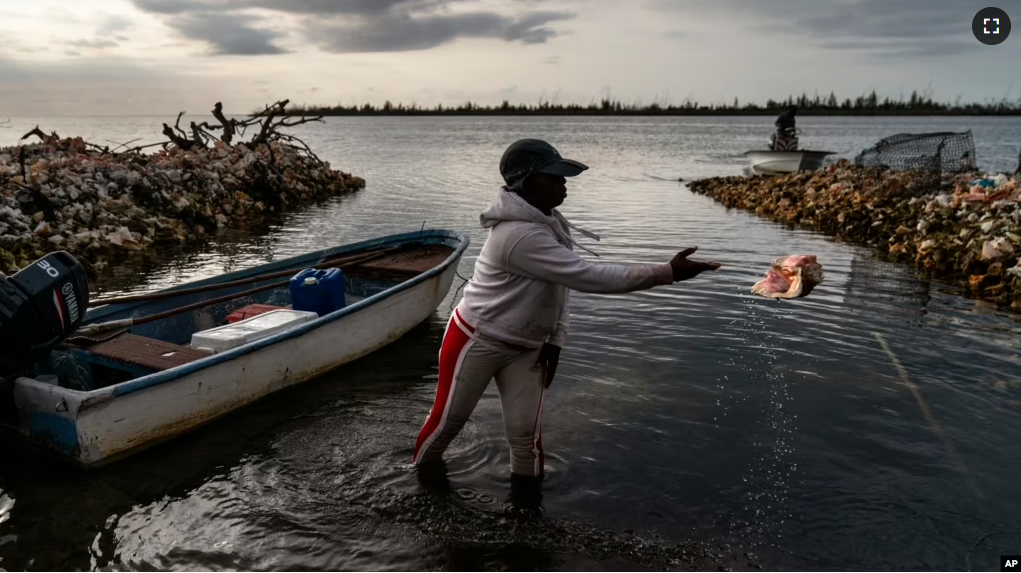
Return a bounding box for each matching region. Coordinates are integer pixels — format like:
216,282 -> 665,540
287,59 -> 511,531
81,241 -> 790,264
412,309 -> 547,477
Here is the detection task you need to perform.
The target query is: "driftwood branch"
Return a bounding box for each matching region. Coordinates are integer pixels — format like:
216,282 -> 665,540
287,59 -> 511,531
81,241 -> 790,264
173,112 -> 188,138
20,125 -> 58,143
189,121 -> 204,146
125,141 -> 170,154
274,132 -> 324,164
273,113 -> 324,128
14,99 -> 327,166
21,126 -> 47,141
161,122 -> 196,150
85,142 -> 110,154
17,146 -> 26,179
106,138 -> 142,151
212,102 -> 235,144
247,101 -> 319,147
152,100 -> 312,152
250,101 -> 286,146
249,99 -> 290,119
192,121 -> 223,144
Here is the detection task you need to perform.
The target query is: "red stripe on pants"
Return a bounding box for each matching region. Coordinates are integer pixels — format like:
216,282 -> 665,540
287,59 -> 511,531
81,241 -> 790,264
531,390 -> 545,476
412,310 -> 475,463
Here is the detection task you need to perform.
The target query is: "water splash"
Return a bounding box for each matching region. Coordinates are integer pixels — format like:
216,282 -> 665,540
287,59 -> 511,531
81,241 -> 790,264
715,293 -> 802,556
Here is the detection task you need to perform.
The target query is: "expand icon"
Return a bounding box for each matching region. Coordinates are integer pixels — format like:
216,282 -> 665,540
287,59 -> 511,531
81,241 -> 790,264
973,7 -> 1011,44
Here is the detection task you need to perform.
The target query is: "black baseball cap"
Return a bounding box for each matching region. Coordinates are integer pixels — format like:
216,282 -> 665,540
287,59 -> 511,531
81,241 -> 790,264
500,139 -> 589,189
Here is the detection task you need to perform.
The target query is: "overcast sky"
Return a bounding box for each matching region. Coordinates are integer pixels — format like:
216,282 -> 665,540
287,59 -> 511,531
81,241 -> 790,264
1,0 -> 1019,116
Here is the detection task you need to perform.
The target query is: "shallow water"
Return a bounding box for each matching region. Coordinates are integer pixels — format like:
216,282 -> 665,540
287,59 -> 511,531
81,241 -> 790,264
2,115 -> 1021,571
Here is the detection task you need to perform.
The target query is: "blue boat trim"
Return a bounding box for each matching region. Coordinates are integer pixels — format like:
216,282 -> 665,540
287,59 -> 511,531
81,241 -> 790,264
86,229 -> 460,322
75,229 -> 469,398
29,412 -> 80,454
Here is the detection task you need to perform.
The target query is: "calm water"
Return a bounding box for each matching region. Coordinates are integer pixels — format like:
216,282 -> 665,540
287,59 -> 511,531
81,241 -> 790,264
2,116 -> 1020,571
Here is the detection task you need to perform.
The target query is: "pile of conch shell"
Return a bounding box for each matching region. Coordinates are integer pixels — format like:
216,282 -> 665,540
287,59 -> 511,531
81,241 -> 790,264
0,135 -> 365,273
688,159 -> 1021,311
751,254 -> 825,299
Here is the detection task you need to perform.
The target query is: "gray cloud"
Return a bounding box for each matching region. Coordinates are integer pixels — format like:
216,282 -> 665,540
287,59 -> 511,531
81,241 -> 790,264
6,46 -> 50,53
134,0 -> 453,15
97,15 -> 136,35
821,37 -> 980,58
131,0 -> 575,54
652,0 -> 1003,57
250,0 -> 448,15
305,10 -> 571,52
40,16 -> 137,54
163,12 -> 289,55
131,0 -> 225,14
66,39 -> 119,49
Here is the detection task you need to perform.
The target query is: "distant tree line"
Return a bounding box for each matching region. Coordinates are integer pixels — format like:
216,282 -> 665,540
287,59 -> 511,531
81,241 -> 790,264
278,89 -> 1021,116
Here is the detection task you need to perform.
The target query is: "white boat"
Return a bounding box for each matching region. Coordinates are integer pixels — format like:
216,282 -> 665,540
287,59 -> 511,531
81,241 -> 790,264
744,150 -> 836,175
0,229 -> 469,468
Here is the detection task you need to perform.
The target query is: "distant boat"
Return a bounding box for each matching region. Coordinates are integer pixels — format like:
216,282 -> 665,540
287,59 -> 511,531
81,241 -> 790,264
1,229 -> 469,468
743,149 -> 836,175
743,127 -> 835,175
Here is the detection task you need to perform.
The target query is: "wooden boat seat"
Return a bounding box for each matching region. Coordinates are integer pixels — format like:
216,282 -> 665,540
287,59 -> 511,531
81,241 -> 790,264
346,244 -> 454,281
86,332 -> 212,372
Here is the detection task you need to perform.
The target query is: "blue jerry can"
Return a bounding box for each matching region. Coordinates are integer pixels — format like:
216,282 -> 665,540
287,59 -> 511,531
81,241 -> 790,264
289,268 -> 346,316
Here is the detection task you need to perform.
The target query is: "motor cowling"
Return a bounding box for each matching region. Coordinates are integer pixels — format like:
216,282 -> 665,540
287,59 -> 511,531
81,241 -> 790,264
0,251 -> 90,378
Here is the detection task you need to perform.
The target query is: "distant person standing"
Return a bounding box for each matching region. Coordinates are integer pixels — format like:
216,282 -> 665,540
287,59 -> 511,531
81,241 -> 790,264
1015,146 -> 1020,177
771,105 -> 799,150
411,138 -> 721,499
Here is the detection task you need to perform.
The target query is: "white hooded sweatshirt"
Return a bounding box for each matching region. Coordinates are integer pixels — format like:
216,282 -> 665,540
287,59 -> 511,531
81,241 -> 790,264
455,188 -> 675,349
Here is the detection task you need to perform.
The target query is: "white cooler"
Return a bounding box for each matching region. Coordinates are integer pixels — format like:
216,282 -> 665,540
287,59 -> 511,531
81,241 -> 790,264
190,309 -> 319,354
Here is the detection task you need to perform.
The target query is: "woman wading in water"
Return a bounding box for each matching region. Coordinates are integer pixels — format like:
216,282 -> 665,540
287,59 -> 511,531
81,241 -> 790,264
412,138 -> 722,504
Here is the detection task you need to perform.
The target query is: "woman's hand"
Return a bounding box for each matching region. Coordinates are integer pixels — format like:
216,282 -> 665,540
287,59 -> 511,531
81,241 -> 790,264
670,246 -> 722,281
537,343 -> 561,388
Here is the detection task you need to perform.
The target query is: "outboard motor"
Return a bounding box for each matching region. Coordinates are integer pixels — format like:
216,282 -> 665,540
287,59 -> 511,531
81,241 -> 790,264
0,251 -> 90,379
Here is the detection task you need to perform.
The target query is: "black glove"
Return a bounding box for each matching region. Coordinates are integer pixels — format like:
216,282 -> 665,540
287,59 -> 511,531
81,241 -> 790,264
537,343 -> 561,388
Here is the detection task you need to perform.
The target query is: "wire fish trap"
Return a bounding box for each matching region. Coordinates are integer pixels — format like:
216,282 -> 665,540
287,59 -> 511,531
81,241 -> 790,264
853,131 -> 977,197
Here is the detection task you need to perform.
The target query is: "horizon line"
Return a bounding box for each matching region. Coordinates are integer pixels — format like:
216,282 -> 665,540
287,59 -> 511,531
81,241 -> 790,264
5,88 -> 1021,119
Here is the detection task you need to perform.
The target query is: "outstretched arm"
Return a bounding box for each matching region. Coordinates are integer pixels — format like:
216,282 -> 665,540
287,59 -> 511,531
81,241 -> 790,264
505,230 -> 674,294
518,232 -> 721,388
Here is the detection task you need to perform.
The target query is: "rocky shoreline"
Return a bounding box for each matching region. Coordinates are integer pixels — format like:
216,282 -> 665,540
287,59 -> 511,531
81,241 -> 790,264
687,160 -> 1021,311
1,102 -> 365,274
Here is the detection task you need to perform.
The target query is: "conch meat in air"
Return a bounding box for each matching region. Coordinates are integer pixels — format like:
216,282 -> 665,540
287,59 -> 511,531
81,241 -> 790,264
751,255 -> 824,299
